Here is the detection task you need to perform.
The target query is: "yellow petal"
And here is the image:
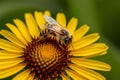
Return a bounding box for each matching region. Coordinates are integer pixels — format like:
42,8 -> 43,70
65,68 -> 87,80
34,11 -> 45,30
0,30 -> 25,48
0,39 -> 23,53
71,33 -> 100,50
27,73 -> 35,80
0,58 -> 24,69
56,13 -> 66,27
13,19 -> 32,42
6,23 -> 28,45
25,13 -> 39,38
0,50 -> 22,59
67,17 -> 78,35
72,24 -> 89,42
61,72 -> 70,80
0,63 -> 26,79
69,64 -> 106,80
97,51 -> 107,56
84,51 -> 107,58
71,58 -> 111,71
44,10 -> 51,16
71,43 -> 108,56
13,69 -> 31,80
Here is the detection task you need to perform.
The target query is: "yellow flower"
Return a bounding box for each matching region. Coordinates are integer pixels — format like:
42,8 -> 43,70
0,11 -> 111,80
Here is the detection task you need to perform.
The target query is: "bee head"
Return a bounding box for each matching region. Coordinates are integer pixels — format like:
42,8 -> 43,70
64,36 -> 72,45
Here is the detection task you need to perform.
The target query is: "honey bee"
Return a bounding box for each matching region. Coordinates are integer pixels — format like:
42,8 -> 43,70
40,15 -> 72,46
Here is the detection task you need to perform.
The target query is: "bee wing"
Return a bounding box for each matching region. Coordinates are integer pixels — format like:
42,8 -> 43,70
44,15 -> 64,27
44,15 -> 56,24
48,25 -> 63,34
43,15 -> 64,33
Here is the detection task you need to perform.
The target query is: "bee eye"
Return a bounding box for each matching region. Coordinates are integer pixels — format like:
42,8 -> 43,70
64,37 -> 71,44
61,29 -> 68,35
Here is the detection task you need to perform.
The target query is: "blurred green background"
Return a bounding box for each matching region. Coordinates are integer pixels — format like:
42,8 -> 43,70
0,0 -> 120,80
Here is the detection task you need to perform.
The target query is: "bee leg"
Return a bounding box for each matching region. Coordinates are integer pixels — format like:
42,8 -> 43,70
58,40 -> 62,45
39,29 -> 48,40
44,29 -> 49,37
39,32 -> 45,40
58,40 -> 65,50
48,29 -> 56,37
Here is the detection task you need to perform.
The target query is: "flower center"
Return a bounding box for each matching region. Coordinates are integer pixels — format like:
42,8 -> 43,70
24,36 -> 71,79
40,44 -> 56,59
